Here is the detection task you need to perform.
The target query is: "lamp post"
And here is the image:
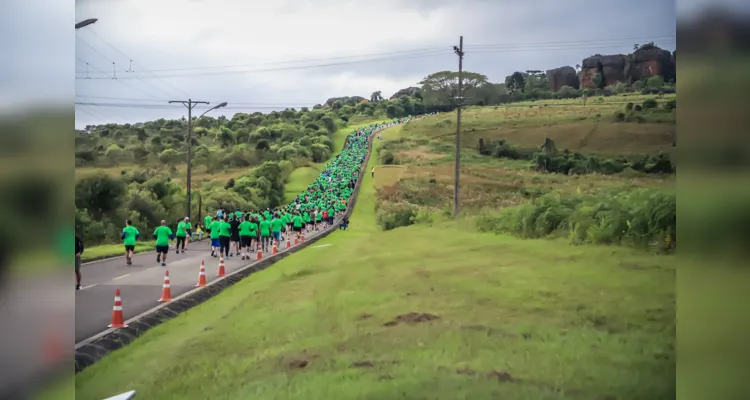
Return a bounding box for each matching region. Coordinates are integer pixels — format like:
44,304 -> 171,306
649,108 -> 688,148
75,18 -> 98,29
167,100 -> 228,220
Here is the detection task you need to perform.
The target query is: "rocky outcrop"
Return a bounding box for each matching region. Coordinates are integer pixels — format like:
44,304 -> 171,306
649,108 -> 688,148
579,45 -> 676,89
546,66 -> 579,91
389,87 -> 422,100
324,96 -> 366,107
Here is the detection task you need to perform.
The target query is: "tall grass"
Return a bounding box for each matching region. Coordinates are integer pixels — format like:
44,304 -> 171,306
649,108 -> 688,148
477,188 -> 676,250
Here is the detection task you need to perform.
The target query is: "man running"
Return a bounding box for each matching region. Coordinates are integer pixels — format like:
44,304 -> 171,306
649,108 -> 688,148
122,219 -> 139,265
209,216 -> 221,257
238,214 -> 255,260
229,214 -> 241,257
153,220 -> 174,267
259,216 -> 271,253
292,212 -> 303,240
175,217 -> 188,254
204,214 -> 213,248
218,216 -> 231,258
75,233 -> 83,290
271,213 -> 284,247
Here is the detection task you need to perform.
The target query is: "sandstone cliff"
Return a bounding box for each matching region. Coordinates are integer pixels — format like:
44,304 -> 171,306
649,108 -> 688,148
546,66 -> 580,91
579,45 -> 675,89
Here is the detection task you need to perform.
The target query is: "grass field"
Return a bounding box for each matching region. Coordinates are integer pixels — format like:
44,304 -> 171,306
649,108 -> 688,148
80,241 -> 157,262
410,94 -> 676,157
65,120 -> 676,400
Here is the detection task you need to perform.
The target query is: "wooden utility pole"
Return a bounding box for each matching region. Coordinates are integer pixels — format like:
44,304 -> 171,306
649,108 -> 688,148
453,36 -> 464,219
168,99 -> 209,221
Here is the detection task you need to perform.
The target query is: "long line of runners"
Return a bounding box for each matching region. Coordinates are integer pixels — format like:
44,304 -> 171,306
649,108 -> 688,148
113,117 -> 416,269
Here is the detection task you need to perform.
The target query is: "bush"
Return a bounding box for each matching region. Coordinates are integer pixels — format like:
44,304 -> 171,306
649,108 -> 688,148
376,201 -> 419,230
625,102 -> 634,111
531,152 -> 670,175
477,189 -> 676,249
379,150 -> 396,165
634,105 -> 643,112
642,99 -> 658,109
664,99 -> 676,111
614,112 -> 626,122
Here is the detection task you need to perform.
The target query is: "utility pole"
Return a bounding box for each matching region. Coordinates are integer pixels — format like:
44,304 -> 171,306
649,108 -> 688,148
168,99 -> 209,221
453,36 -> 464,219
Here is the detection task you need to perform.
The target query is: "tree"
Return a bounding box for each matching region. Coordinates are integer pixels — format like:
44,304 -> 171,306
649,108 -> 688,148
419,70 -> 489,106
505,72 -> 526,93
370,91 -> 383,102
159,149 -> 182,168
75,174 -> 127,220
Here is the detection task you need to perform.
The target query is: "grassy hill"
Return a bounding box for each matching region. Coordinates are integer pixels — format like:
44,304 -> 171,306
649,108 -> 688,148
66,118 -> 676,400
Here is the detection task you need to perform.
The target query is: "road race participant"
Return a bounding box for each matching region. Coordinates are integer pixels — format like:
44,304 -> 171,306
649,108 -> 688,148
292,212 -> 303,240
75,234 -> 83,290
209,216 -> 221,257
153,220 -> 174,267
238,214 -> 255,260
218,216 -> 231,258
271,213 -> 284,245
229,214 -> 241,257
204,214 -> 213,247
259,216 -> 271,253
184,217 -> 192,243
175,217 -> 188,254
122,219 -> 140,265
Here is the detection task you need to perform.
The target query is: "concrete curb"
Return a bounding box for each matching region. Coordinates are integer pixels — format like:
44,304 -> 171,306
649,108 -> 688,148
74,125 -> 389,374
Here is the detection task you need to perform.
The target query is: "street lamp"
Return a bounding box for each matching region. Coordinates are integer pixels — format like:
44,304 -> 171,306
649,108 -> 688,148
75,18 -> 98,30
167,99 -> 228,220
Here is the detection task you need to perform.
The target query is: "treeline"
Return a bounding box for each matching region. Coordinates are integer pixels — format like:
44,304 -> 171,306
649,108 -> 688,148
75,95 -> 424,245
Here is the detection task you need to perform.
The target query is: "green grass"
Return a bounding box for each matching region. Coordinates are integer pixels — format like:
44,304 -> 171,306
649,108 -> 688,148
81,241 -> 157,262
66,121 -> 676,400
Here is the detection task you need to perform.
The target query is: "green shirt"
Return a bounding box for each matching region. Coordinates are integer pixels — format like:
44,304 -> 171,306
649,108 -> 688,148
271,218 -> 284,233
153,226 -> 173,246
292,216 -> 303,228
204,216 -> 212,230
176,221 -> 188,237
209,220 -> 221,239
122,225 -> 139,246
315,212 -> 322,221
259,220 -> 271,237
239,221 -> 253,236
303,213 -> 311,223
218,221 -> 231,237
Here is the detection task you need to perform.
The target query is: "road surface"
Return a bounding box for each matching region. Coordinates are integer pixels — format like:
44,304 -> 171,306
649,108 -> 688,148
76,231 -> 328,343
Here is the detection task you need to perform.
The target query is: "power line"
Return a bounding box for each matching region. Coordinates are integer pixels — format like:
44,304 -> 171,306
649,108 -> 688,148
76,56 -> 167,101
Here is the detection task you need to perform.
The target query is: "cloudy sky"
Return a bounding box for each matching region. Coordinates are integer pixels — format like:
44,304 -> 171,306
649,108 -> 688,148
69,0 -> 678,127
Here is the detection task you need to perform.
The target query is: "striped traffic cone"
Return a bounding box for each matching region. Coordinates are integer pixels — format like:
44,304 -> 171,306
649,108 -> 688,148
272,241 -> 278,255
195,260 -> 207,287
158,270 -> 172,302
301,232 -> 306,242
217,256 -> 225,277
256,246 -> 263,260
108,288 -> 128,328
286,237 -> 291,249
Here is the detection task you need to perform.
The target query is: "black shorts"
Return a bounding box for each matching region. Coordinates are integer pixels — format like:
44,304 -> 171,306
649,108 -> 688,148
231,235 -> 240,242
286,223 -> 292,229
155,245 -> 169,254
293,226 -> 302,232
219,236 -> 231,247
124,245 -> 135,252
240,236 -> 252,247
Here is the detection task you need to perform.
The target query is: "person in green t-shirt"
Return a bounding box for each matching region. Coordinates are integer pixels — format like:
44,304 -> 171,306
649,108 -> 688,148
238,214 -> 255,260
122,219 -> 140,265
303,211 -> 311,233
218,217 -> 232,258
176,217 -> 188,254
271,214 -> 284,244
152,220 -> 174,267
259,217 -> 271,252
209,216 -> 221,258
204,215 -> 213,248
314,208 -> 322,231
292,212 -> 303,240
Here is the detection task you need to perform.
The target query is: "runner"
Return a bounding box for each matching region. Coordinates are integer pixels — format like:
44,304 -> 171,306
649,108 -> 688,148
238,214 -> 255,260
271,212 -> 284,247
292,211 -> 303,240
218,216 -> 231,258
153,220 -> 174,267
175,217 -> 188,254
229,213 -> 241,257
75,233 -> 83,290
121,219 -> 139,265
209,216 -> 221,257
259,215 -> 271,252
314,207 -> 322,231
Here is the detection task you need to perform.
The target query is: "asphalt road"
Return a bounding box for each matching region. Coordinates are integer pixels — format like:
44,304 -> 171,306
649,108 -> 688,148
75,230 -> 328,343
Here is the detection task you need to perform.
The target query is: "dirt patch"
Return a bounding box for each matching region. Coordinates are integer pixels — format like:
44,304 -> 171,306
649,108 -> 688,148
396,147 -> 443,162
288,359 -> 309,369
384,312 -> 440,327
456,368 -> 476,375
487,370 -> 514,383
351,361 -> 375,368
358,313 -> 373,320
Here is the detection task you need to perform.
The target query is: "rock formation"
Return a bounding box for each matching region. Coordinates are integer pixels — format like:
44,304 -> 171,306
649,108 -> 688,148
389,87 -> 422,100
579,54 -> 628,89
579,45 -> 676,89
546,66 -> 579,91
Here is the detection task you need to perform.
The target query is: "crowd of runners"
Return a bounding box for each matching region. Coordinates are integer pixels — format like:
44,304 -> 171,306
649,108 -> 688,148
71,118 -> 416,281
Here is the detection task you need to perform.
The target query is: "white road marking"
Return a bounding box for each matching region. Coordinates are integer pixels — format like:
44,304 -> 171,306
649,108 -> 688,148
112,273 -> 131,281
80,284 -> 97,290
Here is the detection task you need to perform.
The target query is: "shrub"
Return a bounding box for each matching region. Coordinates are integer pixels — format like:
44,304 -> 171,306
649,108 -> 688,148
642,99 -> 658,109
614,112 -> 626,122
379,150 -> 396,165
664,99 -> 676,111
634,105 -> 643,112
625,102 -> 634,111
376,201 -> 418,230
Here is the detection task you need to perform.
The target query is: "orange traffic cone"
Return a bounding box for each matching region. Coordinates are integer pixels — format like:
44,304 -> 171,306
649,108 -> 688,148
301,232 -> 306,242
108,288 -> 128,328
158,270 -> 172,302
272,241 -> 278,255
294,237 -> 299,245
256,246 -> 263,260
217,256 -> 225,277
286,237 -> 291,249
195,260 -> 207,287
